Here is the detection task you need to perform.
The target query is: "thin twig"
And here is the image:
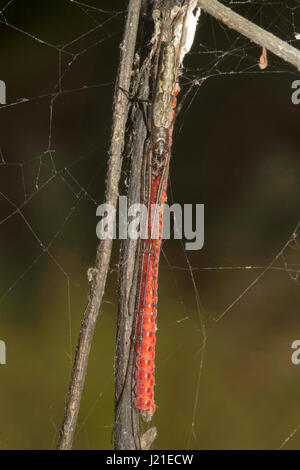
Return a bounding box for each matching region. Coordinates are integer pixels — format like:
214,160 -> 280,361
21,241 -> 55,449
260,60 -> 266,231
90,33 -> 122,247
198,0 -> 300,71
57,0 -> 142,450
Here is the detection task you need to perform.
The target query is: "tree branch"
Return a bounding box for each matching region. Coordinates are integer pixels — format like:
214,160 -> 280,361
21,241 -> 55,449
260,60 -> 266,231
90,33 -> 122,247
114,0 -> 200,451
198,0 -> 300,71
114,0 -> 153,450
57,0 -> 142,450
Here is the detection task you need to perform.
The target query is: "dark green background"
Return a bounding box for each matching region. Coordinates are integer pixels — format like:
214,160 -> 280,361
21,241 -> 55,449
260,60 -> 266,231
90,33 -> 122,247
0,0 -> 300,449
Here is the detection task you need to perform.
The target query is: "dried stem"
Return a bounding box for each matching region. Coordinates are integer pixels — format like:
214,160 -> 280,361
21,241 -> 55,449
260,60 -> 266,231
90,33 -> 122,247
114,0 -> 153,449
114,0 -> 196,451
57,0 -> 142,450
198,0 -> 300,71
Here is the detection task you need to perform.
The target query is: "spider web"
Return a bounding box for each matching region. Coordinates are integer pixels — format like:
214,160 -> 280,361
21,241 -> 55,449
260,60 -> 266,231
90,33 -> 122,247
0,0 -> 300,450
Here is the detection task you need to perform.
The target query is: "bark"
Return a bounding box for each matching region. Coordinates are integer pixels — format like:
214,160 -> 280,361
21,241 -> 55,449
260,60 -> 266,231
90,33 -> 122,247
114,0 -> 191,451
57,0 -> 142,450
114,0 -> 154,450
